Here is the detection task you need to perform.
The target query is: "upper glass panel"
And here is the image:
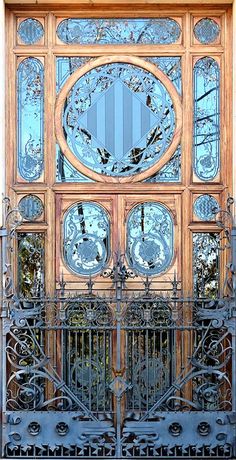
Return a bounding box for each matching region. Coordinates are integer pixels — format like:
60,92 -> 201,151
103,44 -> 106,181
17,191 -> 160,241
193,57 -> 220,181
18,18 -> 44,45
126,202 -> 174,275
57,18 -> 181,45
63,202 -> 110,276
17,58 -> 44,181
62,63 -> 176,177
194,18 -> 220,44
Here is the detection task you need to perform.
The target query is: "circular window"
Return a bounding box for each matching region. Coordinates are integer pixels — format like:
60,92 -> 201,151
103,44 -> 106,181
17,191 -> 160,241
56,56 -> 182,183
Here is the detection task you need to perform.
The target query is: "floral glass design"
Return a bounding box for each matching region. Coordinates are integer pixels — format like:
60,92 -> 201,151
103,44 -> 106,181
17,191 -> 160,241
127,202 -> 174,275
63,202 -> 110,275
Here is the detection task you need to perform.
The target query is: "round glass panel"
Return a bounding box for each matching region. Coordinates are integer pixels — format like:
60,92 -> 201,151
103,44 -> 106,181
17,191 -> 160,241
18,195 -> 44,221
194,195 -> 219,221
63,202 -> 110,276
194,18 -> 220,44
18,18 -> 44,45
127,202 -> 174,275
62,63 -> 176,177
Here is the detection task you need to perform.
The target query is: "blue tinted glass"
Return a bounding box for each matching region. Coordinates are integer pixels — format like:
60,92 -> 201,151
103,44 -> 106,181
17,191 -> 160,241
147,57 -> 181,93
56,57 -> 92,92
17,58 -> 44,181
63,63 -> 176,177
18,18 -> 44,45
18,195 -> 44,220
57,18 -> 181,45
194,194 -> 219,221
63,202 -> 110,275
127,202 -> 174,275
194,18 -> 220,44
56,146 -> 93,183
193,57 -> 220,181
145,146 -> 181,182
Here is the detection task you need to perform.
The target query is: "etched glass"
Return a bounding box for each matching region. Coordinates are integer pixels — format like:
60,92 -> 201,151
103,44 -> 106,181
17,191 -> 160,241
147,57 -> 181,93
18,195 -> 44,220
194,18 -> 220,44
17,58 -> 44,181
17,18 -> 44,45
194,195 -> 219,221
57,18 -> 181,45
193,233 -> 219,297
193,57 -> 220,181
56,147 -> 93,183
63,202 -> 110,275
56,57 -> 92,92
145,146 -> 181,182
63,63 -> 176,177
127,202 -> 173,275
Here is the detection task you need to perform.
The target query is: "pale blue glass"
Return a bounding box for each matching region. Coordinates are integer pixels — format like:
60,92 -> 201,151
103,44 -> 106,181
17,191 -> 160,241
193,57 -> 220,181
145,146 -> 181,182
127,202 -> 173,275
18,195 -> 44,221
194,18 -> 220,44
57,18 -> 181,45
56,145 -> 93,182
18,18 -> 44,45
63,202 -> 110,275
147,57 -> 181,93
194,195 -> 219,221
56,57 -> 92,93
63,63 -> 175,177
17,58 -> 44,181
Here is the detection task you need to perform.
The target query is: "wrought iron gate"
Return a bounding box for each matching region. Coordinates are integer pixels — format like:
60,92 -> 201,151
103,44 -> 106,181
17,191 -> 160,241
1,199 -> 236,459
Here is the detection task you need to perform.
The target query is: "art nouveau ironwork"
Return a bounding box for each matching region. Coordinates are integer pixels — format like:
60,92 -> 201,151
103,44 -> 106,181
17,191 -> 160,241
18,195 -> 44,221
194,194 -> 219,221
1,198 -> 236,458
194,18 -> 220,44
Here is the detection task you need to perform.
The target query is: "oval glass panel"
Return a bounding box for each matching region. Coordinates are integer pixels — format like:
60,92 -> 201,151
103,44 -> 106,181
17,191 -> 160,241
17,58 -> 44,181
63,202 -> 110,276
62,63 -> 176,177
57,18 -> 181,45
127,202 -> 174,275
193,57 -> 220,181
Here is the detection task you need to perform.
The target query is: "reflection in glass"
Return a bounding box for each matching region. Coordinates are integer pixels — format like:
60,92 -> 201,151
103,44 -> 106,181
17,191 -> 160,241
56,57 -> 92,92
147,57 -> 181,93
127,203 -> 173,275
193,233 -> 219,297
17,58 -> 44,181
145,146 -> 181,182
56,145 -> 93,182
18,233 -> 45,297
57,18 -> 181,45
193,57 -> 220,181
63,202 -> 110,275
63,63 -> 175,177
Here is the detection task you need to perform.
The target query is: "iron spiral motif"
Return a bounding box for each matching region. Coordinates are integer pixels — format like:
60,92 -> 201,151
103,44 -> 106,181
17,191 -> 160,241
127,202 -> 173,275
194,18 -> 220,44
63,202 -> 110,275
62,63 -> 176,177
18,18 -> 44,45
57,18 -> 181,45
